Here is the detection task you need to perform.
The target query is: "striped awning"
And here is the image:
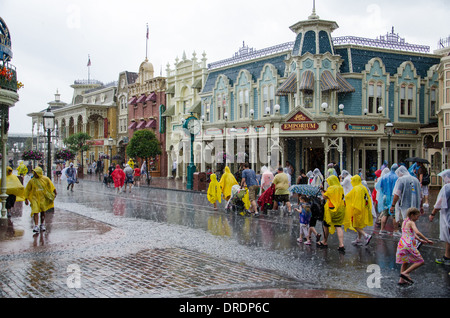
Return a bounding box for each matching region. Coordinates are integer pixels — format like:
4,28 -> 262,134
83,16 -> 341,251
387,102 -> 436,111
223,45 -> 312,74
276,72 -> 297,96
162,105 -> 175,117
188,100 -> 201,114
320,70 -> 340,92
336,73 -> 356,93
136,94 -> 147,104
136,120 -> 147,129
128,121 -> 137,130
145,119 -> 156,128
128,96 -> 137,105
298,71 -> 314,91
145,92 -> 157,102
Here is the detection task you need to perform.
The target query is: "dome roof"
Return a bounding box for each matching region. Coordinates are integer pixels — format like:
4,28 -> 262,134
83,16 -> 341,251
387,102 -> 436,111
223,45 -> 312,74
140,59 -> 154,72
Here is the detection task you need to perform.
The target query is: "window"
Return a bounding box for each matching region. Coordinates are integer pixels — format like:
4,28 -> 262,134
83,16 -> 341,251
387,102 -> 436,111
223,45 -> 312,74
183,100 -> 190,114
368,82 -> 383,114
216,93 -> 227,121
400,84 -> 414,116
262,85 -> 275,115
238,90 -> 244,118
304,91 -> 313,108
431,88 -> 437,117
204,101 -> 210,122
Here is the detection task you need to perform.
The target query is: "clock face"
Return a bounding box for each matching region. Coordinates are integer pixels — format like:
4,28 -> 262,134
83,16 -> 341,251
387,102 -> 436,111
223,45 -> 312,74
188,119 -> 201,135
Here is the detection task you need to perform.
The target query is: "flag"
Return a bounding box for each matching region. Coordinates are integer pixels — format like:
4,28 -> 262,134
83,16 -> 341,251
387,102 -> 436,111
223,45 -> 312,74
87,56 -> 91,67
146,24 -> 149,39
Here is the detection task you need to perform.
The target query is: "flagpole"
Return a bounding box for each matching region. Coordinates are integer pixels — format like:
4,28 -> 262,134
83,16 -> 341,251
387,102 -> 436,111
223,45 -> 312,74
87,54 -> 91,83
146,23 -> 149,60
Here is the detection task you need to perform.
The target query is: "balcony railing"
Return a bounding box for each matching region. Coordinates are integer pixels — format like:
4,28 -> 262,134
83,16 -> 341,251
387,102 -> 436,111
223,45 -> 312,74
0,62 -> 17,92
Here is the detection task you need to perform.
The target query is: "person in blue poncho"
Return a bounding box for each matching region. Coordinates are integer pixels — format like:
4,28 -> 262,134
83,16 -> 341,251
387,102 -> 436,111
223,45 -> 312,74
377,164 -> 399,234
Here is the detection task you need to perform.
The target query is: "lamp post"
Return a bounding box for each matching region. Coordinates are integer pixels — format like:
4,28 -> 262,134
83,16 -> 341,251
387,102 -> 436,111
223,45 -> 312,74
108,136 -> 114,168
385,122 -> 394,165
42,107 -> 55,179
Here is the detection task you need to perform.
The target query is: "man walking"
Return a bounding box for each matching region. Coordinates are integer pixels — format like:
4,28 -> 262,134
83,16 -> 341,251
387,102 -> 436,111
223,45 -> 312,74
240,162 -> 259,216
272,167 -> 292,215
65,163 -> 77,192
25,167 -> 57,233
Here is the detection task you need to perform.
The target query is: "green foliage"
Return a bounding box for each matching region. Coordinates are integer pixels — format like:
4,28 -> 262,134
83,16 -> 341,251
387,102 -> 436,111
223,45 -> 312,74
63,132 -> 92,154
126,130 -> 161,160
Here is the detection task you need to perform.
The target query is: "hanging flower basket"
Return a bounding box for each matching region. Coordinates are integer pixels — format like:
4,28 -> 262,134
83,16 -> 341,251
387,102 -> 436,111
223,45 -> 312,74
55,148 -> 76,161
236,152 -> 248,163
99,154 -> 110,160
22,150 -> 44,161
216,151 -> 230,163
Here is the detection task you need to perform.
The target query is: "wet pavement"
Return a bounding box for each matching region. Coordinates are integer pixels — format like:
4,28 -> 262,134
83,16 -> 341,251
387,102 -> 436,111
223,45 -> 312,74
0,173 -> 449,300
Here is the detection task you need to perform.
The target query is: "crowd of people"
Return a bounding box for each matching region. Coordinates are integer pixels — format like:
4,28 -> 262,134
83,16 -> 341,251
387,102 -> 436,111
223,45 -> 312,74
207,160 -> 449,286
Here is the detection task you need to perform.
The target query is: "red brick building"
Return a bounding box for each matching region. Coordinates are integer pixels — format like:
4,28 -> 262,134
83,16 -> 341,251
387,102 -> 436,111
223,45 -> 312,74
127,59 -> 167,177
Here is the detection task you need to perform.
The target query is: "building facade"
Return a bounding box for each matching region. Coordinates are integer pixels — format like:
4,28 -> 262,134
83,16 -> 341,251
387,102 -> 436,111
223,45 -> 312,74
127,58 -> 168,177
196,9 -> 441,183
163,51 -> 208,181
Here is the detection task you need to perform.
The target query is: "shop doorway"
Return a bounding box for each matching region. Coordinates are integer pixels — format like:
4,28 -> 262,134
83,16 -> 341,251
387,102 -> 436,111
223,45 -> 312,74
306,147 -> 325,173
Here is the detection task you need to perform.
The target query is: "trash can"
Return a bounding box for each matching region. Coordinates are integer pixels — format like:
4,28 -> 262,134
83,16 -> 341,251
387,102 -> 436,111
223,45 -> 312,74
193,172 -> 207,191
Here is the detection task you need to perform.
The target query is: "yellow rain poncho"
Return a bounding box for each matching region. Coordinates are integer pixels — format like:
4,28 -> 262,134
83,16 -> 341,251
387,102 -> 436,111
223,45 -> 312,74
1,167 -> 25,201
17,161 -> 28,176
345,175 -> 373,229
127,159 -> 135,169
207,174 -> 222,204
219,166 -> 238,200
24,167 -> 56,216
323,175 -> 352,234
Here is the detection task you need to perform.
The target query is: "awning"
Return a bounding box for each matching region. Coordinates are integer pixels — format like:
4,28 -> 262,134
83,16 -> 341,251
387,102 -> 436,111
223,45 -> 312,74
192,79 -> 202,90
128,96 -> 137,105
276,72 -> 297,96
320,70 -> 340,92
336,73 -> 356,93
145,119 -> 156,128
188,100 -> 201,113
136,94 -> 147,103
166,85 -> 175,95
146,92 -> 157,102
128,121 -> 137,130
136,120 -> 147,129
162,105 -> 175,116
298,71 -> 314,91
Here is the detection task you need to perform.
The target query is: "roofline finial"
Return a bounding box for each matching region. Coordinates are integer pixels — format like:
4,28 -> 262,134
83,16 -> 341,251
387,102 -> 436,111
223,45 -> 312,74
309,0 -> 320,19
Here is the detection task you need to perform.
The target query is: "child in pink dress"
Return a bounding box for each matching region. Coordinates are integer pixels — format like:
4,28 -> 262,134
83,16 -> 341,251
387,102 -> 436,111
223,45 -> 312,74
396,207 -> 433,285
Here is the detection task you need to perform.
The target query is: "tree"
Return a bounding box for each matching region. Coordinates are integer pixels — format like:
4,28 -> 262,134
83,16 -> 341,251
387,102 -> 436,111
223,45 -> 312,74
63,132 -> 92,172
126,130 -> 161,184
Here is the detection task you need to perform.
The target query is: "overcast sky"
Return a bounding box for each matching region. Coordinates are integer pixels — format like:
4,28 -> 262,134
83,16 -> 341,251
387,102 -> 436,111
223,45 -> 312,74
2,0 -> 449,134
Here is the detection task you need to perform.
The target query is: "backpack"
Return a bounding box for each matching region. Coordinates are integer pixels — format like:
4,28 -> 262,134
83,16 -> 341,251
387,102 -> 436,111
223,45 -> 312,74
422,173 -> 430,186
310,196 -> 324,221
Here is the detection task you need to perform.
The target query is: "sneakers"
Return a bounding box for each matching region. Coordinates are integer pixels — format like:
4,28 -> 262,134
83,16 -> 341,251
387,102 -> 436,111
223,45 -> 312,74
393,231 -> 402,237
379,230 -> 388,235
40,224 -> 46,232
365,234 -> 372,246
352,239 -> 363,246
33,226 -> 40,233
435,257 -> 450,266
32,225 -> 46,233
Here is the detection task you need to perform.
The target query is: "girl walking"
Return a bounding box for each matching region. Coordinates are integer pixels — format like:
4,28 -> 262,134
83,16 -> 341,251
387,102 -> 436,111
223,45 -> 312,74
396,207 -> 433,285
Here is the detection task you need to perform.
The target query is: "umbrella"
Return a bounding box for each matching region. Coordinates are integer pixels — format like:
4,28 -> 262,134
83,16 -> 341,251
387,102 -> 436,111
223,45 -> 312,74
405,157 -> 430,164
289,184 -> 321,196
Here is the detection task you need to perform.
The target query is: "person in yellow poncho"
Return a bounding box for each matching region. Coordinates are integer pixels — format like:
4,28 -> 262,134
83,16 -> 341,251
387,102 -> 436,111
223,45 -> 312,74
318,175 -> 351,252
24,166 -> 57,234
345,175 -> 373,246
1,166 -> 25,217
219,166 -> 238,201
17,160 -> 28,184
207,173 -> 222,210
127,158 -> 135,169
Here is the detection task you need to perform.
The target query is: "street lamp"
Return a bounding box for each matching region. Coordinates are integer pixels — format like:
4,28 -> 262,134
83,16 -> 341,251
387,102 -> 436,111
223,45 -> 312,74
385,122 -> 394,165
42,107 -> 55,179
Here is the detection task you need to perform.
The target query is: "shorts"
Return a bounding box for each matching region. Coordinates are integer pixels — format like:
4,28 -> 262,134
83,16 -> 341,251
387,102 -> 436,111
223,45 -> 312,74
380,209 -> 392,217
134,175 -> 140,181
421,185 -> 429,197
248,185 -> 259,202
125,175 -> 134,184
274,194 -> 290,203
309,217 -> 318,227
299,223 -> 309,237
6,195 -> 16,210
322,220 -> 341,228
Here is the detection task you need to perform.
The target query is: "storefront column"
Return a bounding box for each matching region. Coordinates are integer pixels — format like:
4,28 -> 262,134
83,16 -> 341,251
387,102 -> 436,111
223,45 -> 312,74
296,139 -> 301,175
338,137 -> 343,173
377,137 -> 382,169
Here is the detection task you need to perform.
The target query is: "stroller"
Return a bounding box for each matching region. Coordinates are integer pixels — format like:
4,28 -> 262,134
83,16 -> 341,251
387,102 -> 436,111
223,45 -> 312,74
258,184 -> 275,214
103,173 -> 113,187
226,185 -> 250,215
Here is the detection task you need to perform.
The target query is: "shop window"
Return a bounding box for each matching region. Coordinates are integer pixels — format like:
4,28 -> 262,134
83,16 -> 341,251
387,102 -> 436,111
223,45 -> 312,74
365,150 -> 378,181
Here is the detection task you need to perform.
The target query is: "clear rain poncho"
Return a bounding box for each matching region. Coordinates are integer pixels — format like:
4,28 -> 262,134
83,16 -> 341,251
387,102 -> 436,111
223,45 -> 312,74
375,164 -> 398,213
433,169 -> 450,243
340,170 -> 353,195
312,168 -> 324,188
392,165 -> 421,220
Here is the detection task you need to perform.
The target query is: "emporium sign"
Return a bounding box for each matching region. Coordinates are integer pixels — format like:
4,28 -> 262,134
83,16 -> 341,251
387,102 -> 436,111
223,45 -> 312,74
281,111 -> 319,131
